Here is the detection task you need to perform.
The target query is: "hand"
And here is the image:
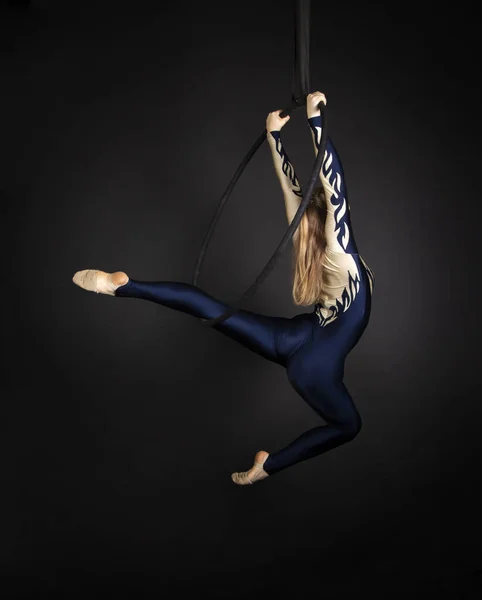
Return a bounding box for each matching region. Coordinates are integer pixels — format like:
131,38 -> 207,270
266,110 -> 290,132
306,91 -> 327,118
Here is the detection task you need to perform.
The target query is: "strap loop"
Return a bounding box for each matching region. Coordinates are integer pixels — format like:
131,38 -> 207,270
192,0 -> 320,327
198,102 -> 327,327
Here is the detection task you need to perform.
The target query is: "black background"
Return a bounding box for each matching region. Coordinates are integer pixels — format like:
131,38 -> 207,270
1,0 -> 481,598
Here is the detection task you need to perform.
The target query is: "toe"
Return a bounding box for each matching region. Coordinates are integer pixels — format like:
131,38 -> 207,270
72,270 -> 86,287
231,471 -> 252,485
232,472 -> 246,485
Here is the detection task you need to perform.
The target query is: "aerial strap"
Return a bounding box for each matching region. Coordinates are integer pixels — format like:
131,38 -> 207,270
193,0 -> 327,327
291,0 -> 311,104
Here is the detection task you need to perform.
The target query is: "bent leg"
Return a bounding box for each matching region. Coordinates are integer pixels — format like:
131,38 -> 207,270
115,279 -> 291,364
262,380 -> 362,475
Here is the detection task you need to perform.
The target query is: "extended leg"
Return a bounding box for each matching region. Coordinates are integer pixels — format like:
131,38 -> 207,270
72,270 -> 292,365
115,279 -> 288,363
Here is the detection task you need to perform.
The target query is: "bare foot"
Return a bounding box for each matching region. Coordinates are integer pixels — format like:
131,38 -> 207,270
231,450 -> 270,486
72,270 -> 129,296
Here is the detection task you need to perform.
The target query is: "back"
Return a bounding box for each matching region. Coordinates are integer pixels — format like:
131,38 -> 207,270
315,250 -> 375,328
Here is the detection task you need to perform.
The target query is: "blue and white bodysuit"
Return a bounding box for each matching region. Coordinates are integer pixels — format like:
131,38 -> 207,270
115,112 -> 375,476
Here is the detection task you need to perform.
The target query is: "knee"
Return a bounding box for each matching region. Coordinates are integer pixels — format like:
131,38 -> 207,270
340,411 -> 362,441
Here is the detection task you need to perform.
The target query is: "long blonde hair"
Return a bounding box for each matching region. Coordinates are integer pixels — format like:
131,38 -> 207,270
292,186 -> 328,306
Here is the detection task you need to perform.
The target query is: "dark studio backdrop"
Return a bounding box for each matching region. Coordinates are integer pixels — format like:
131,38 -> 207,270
1,0 -> 480,598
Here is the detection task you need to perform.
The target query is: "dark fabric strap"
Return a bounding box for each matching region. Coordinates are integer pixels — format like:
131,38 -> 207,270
193,0 -> 320,327
197,103 -> 327,327
292,0 -> 311,103
192,99 -> 304,289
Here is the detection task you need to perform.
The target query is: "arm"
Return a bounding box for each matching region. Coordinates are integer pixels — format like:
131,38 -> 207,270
266,110 -> 303,231
307,92 -> 359,254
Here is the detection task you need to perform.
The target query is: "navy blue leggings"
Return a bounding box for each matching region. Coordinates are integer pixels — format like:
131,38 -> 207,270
115,279 -> 366,476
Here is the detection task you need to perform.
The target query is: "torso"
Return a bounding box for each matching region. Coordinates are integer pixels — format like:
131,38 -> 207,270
314,249 -> 374,330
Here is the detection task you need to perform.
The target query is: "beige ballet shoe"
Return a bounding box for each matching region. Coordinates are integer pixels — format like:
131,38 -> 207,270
231,450 -> 270,486
72,270 -> 129,296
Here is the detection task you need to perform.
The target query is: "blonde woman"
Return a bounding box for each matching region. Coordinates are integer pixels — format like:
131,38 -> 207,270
73,91 -> 375,485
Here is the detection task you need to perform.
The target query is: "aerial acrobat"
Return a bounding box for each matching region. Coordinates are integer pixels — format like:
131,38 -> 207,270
73,91 -> 375,485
